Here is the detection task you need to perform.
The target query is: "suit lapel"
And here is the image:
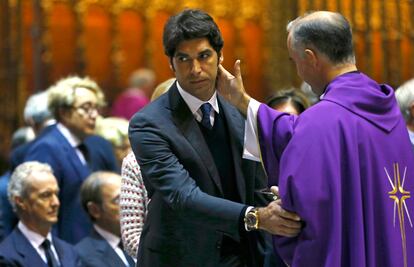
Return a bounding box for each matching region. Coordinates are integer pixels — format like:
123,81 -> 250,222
13,228 -> 48,267
52,238 -> 66,266
218,96 -> 247,203
91,230 -> 128,267
54,128 -> 90,180
168,84 -> 223,195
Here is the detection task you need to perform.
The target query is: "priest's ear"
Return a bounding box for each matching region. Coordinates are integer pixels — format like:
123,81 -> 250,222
303,48 -> 319,67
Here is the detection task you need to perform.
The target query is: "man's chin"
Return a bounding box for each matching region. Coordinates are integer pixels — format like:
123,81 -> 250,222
48,217 -> 59,224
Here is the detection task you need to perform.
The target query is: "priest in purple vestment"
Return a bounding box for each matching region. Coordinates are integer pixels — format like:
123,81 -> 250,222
218,11 -> 414,267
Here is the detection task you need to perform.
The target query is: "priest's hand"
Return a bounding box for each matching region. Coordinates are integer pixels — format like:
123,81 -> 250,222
258,199 -> 302,237
217,60 -> 251,116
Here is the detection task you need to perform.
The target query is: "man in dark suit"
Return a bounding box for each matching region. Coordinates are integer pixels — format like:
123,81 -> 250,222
75,171 -> 135,267
129,9 -> 279,267
24,76 -> 118,244
0,161 -> 81,266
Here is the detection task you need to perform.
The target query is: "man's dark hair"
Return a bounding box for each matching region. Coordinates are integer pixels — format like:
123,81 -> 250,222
287,12 -> 355,64
266,88 -> 310,114
80,171 -> 112,221
163,9 -> 224,58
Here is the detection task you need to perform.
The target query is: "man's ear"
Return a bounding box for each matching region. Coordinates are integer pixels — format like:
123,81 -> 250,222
58,107 -> 71,123
219,53 -> 224,64
86,202 -> 101,220
14,196 -> 26,211
169,58 -> 175,72
304,48 -> 317,67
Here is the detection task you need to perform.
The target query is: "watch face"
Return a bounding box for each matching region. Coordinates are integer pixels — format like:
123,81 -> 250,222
245,212 -> 257,228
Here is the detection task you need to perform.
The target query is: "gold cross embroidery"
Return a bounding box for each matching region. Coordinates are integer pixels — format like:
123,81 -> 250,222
384,163 -> 413,267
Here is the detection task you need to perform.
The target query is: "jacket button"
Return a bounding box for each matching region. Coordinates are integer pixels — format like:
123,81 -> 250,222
216,240 -> 221,249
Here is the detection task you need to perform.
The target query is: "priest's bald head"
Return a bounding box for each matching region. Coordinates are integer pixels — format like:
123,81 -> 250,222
286,11 -> 358,96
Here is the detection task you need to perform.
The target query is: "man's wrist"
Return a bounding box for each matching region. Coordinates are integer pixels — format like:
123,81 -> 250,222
238,94 -> 251,117
244,207 -> 260,231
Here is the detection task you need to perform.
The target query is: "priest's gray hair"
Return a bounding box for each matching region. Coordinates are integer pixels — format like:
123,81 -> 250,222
8,161 -> 53,212
395,78 -> 414,122
287,11 -> 355,65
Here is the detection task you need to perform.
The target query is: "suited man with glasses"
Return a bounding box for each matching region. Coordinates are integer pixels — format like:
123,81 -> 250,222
24,76 -> 118,244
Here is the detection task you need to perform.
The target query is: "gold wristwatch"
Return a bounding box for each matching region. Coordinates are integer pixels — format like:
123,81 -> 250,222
244,208 -> 259,231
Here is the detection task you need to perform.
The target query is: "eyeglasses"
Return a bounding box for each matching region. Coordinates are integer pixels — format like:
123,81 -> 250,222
73,103 -> 99,116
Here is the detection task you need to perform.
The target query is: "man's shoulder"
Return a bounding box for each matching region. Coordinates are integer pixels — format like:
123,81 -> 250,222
0,228 -> 24,253
54,235 -> 76,249
74,237 -> 97,258
84,134 -> 112,148
130,94 -> 172,125
28,125 -> 62,148
74,232 -> 105,251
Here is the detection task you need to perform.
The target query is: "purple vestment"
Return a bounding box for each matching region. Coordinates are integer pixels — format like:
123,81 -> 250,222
258,72 -> 414,266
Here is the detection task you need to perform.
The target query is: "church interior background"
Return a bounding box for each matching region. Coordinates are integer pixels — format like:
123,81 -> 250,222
0,0 -> 413,172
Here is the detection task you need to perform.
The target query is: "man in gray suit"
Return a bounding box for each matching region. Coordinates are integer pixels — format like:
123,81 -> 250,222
129,8 -> 300,267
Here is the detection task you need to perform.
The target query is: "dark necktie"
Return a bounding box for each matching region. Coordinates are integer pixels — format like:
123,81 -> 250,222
41,239 -> 59,267
200,103 -> 213,129
118,241 -> 135,267
77,143 -> 90,164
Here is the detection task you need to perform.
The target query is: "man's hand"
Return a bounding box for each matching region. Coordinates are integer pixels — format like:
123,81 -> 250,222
217,60 -> 251,116
258,199 -> 302,237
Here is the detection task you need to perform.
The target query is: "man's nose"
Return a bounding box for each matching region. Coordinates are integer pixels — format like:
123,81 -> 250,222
51,194 -> 60,207
190,59 -> 202,74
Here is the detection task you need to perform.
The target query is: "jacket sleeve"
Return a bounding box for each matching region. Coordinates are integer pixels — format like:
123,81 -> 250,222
129,112 -> 246,241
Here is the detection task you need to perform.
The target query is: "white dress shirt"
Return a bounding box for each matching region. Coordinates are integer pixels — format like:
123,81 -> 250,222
176,81 -> 220,127
18,221 -> 60,265
94,224 -> 132,266
243,94 -> 324,162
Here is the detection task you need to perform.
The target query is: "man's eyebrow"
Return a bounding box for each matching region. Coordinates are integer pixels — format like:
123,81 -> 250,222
175,52 -> 189,57
199,49 -> 213,54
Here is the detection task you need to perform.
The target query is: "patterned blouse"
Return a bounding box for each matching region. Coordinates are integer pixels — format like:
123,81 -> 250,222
120,151 -> 148,258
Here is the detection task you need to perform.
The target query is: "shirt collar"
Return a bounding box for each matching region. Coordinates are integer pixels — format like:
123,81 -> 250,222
18,221 -> 53,249
176,81 -> 219,115
56,123 -> 81,148
94,224 -> 120,250
408,129 -> 414,145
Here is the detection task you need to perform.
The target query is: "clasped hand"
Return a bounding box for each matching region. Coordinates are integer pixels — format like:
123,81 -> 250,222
258,186 -> 302,237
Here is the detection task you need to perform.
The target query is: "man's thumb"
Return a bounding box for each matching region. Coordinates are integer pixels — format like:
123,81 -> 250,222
234,60 -> 242,79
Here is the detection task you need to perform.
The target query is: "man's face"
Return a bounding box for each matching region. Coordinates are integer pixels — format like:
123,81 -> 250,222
20,172 -> 60,228
273,102 -> 300,115
287,34 -> 309,83
61,87 -> 99,139
171,38 -> 220,101
287,34 -> 324,96
95,175 -> 121,236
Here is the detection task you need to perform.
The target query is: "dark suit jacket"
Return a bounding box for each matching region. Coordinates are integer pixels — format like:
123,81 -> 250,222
129,83 -> 272,267
0,171 -> 16,242
12,124 -> 118,173
75,229 -> 134,267
24,125 -> 118,244
0,227 -> 81,267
